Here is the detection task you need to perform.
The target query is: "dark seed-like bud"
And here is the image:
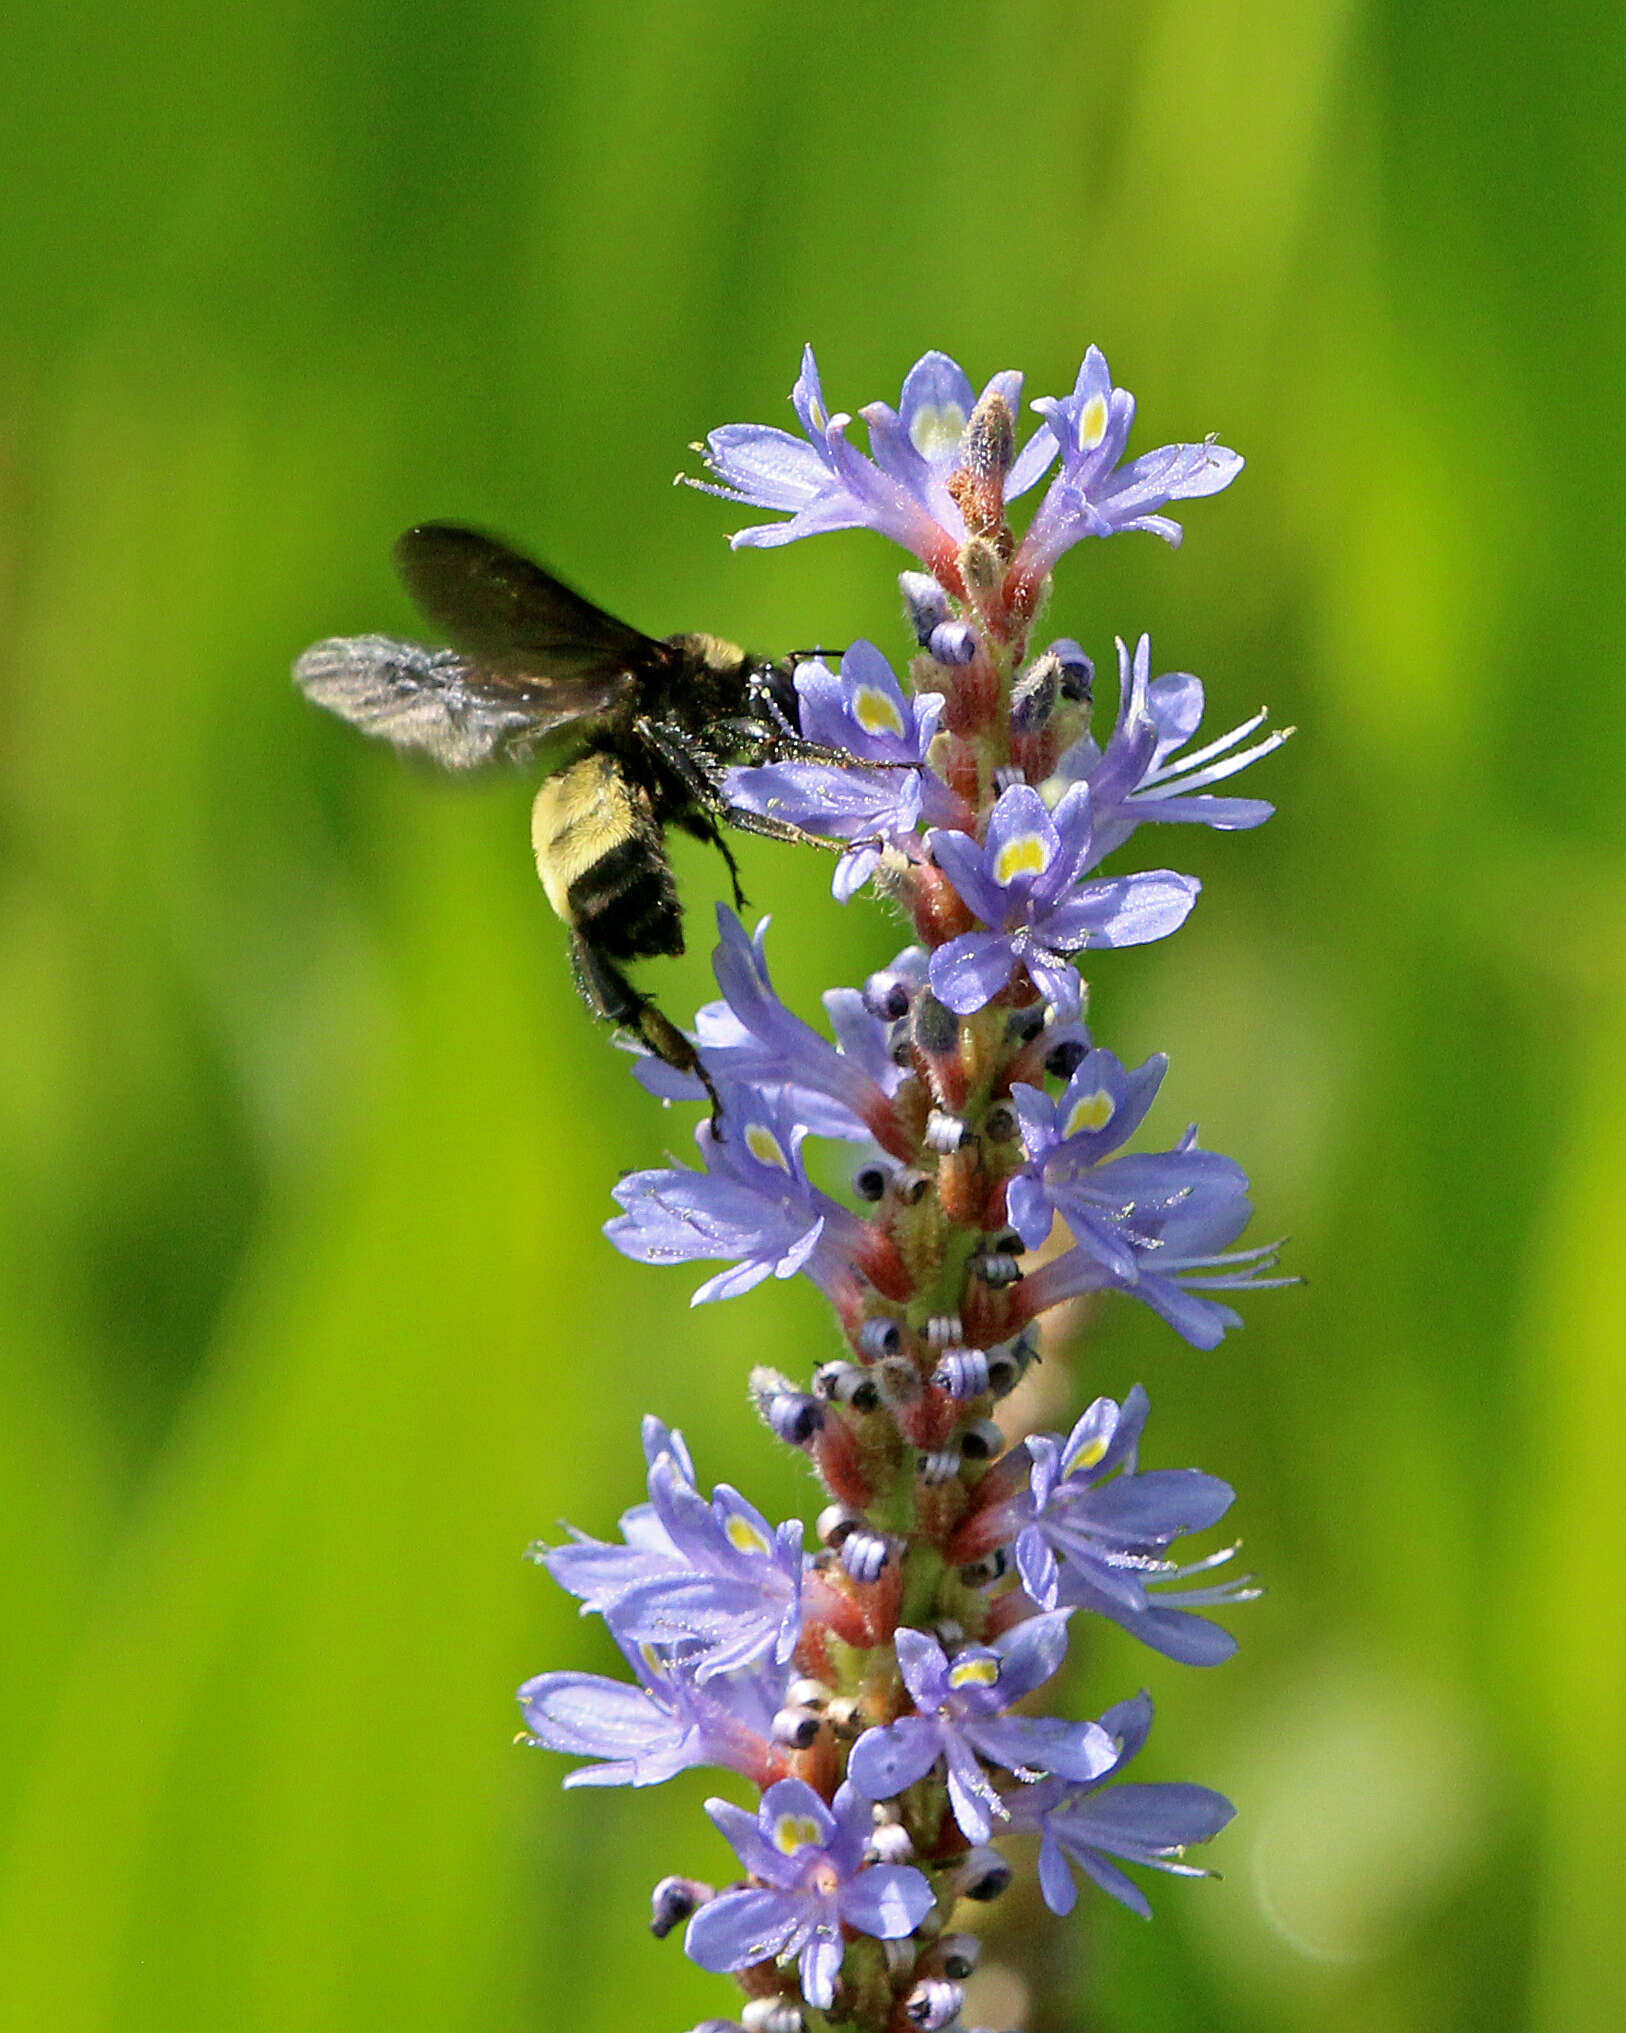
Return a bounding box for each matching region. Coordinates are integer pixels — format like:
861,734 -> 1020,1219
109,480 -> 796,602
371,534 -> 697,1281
853,1161 -> 890,1202
1049,636 -> 1094,702
954,1846 -> 1013,1902
868,1820 -> 916,1865
912,991 -> 960,1057
906,1979 -> 966,2030
841,1529 -> 892,1582
752,1369 -> 825,1447
1045,1036 -> 1089,1080
959,1418 -> 1003,1462
816,1502 -> 865,1547
925,1109 -> 972,1153
958,1548 -> 1010,1588
1005,1004 -> 1046,1045
743,2000 -> 806,2033
900,570 -> 950,645
650,1875 -> 712,1937
984,1344 -> 1023,1399
1011,649 -> 1061,733
933,1348 -> 989,1400
866,965 -> 920,1021
969,1251 -> 1023,1288
891,1167 -> 932,1206
858,1317 -> 903,1362
772,1704 -> 823,1750
918,1446 -> 961,1485
930,1934 -> 982,1980
815,1359 -> 879,1410
928,620 -> 977,666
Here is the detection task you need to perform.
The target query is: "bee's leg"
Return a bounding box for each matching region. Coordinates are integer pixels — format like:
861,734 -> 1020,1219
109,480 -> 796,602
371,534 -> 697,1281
569,932 -> 725,1130
722,804 -> 845,853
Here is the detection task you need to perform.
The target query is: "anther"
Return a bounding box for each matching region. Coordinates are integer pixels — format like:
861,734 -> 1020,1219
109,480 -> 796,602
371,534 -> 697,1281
840,1529 -> 893,1583
650,1875 -> 713,1938
959,1418 -> 1004,1462
857,1317 -> 903,1362
926,1315 -> 965,1350
925,1110 -> 972,1153
905,1980 -> 965,2031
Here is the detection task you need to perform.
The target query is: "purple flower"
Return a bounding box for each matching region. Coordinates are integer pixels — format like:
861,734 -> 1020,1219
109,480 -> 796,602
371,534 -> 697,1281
605,1084 -> 879,1305
1004,1693 -> 1236,1919
725,641 -> 963,899
973,1388 -> 1253,1666
536,1419 -> 806,1679
686,347 -> 1043,574
604,1452 -> 806,1677
847,1613 -> 1114,1842
685,1779 -> 934,2009
632,908 -> 906,1147
1006,1048 -> 1171,1267
518,1633 -> 788,1789
1053,635 -> 1286,859
926,784 -> 1199,1019
1013,1135 -> 1290,1349
1011,348 -> 1242,587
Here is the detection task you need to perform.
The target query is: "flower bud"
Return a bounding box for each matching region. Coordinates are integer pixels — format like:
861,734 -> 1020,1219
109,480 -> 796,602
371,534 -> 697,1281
949,1846 -> 1013,1902
857,1317 -> 903,1362
650,1875 -> 712,1937
906,1979 -> 966,2030
928,619 -> 978,666
899,570 -> 950,645
958,1418 -> 1004,1462
927,1934 -> 981,1981
742,2000 -> 806,2033
840,1528 -> 893,1583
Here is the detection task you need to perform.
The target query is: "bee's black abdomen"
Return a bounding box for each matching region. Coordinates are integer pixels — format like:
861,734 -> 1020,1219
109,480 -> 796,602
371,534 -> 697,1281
566,837 -> 683,960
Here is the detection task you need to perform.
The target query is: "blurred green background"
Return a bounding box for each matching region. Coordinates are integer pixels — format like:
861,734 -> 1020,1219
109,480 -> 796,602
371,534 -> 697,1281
2,2 -> 1622,2029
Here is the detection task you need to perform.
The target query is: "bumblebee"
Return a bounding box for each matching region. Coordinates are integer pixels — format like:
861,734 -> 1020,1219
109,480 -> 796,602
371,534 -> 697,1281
294,523 -> 830,1113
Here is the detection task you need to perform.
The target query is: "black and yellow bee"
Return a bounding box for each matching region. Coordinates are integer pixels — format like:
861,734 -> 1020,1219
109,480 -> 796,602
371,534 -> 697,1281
294,524 -> 831,1114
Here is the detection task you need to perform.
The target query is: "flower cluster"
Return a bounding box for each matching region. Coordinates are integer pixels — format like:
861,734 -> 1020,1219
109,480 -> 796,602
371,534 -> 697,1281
523,346 -> 1288,2033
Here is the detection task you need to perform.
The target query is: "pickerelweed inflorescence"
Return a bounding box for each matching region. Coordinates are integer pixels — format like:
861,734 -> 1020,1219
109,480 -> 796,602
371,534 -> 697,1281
520,345 -> 1290,2033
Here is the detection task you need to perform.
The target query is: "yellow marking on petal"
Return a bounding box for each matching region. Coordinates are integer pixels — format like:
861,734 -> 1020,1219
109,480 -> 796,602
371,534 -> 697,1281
808,397 -> 828,431
854,685 -> 906,739
1079,393 -> 1109,451
746,1124 -> 791,1171
993,832 -> 1051,886
910,400 -> 968,462
1071,1434 -> 1111,1472
640,1642 -> 664,1673
1064,1089 -> 1116,1138
726,1515 -> 771,1555
948,1656 -> 1002,1689
775,1812 -> 824,1855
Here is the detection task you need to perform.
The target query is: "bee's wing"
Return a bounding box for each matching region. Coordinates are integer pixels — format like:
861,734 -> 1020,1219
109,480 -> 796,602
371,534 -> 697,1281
292,635 -> 624,769
393,523 -> 669,684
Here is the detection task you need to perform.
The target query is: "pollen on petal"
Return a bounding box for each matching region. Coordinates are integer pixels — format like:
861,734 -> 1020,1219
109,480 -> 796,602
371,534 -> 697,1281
1079,393 -> 1109,451
910,401 -> 968,462
854,685 -> 907,739
947,1656 -> 1002,1689
774,1812 -> 824,1855
1064,1089 -> 1116,1138
993,833 -> 1052,886
727,1514 -> 772,1555
746,1123 -> 792,1170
